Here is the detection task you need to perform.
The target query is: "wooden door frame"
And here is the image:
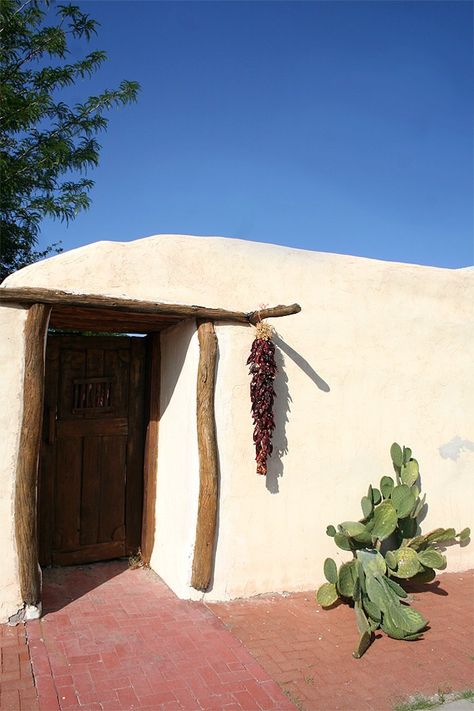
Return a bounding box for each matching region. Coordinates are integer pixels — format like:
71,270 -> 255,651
8,291 -> 299,611
14,306 -> 161,609
14,306 -> 221,609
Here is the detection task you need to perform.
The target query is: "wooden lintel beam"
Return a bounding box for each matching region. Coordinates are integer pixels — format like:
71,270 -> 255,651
246,303 -> 301,324
15,303 -> 51,606
0,287 -> 301,324
191,320 -> 219,592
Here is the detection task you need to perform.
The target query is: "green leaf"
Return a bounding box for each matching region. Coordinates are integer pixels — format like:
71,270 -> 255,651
412,493 -> 427,519
394,547 -> 421,578
401,459 -> 419,486
316,583 -> 339,607
357,549 -> 386,575
398,498 -> 416,520
417,549 -> 446,570
323,558 -> 338,583
371,500 -> 398,541
380,476 -> 395,499
363,598 -> 382,623
381,617 -> 408,640
334,532 -> 352,551
372,488 -> 382,505
409,528 -> 458,550
410,567 -> 437,584
390,442 -> 403,468
391,485 -> 416,518
427,528 -> 455,543
406,534 -> 426,551
361,496 -> 373,519
384,577 -> 407,598
353,576 -> 361,602
326,525 -> 336,537
403,632 -> 424,641
354,603 -> 370,634
382,605 -> 426,640
358,562 -> 367,595
337,562 -> 357,598
396,605 -> 428,635
459,527 -> 471,541
352,630 -> 373,659
385,550 -> 397,569
340,521 -> 367,538
365,575 -> 388,612
402,447 -> 412,464
420,527 -> 456,545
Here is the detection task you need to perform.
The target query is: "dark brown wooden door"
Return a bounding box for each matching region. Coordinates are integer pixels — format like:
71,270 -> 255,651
38,335 -> 146,566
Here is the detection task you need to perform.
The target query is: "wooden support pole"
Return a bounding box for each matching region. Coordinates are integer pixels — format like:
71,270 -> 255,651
191,320 -> 219,592
141,333 -> 161,565
15,303 -> 51,606
0,287 -> 301,325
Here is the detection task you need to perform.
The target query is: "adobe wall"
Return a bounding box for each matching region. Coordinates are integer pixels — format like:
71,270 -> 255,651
1,234 -> 472,614
0,306 -> 27,621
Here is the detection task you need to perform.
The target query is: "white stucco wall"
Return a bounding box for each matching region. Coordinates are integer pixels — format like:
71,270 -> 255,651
150,319 -> 200,597
1,234 -> 473,609
0,306 -> 27,622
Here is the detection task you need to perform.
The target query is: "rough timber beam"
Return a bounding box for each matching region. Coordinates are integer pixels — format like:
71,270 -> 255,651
0,287 -> 301,324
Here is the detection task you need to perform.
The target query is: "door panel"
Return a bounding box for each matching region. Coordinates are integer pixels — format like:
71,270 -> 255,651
38,335 -> 146,566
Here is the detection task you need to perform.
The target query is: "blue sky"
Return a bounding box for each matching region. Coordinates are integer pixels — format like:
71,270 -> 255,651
40,0 -> 473,268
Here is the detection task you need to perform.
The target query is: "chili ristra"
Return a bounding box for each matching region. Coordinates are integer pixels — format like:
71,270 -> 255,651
247,321 -> 277,475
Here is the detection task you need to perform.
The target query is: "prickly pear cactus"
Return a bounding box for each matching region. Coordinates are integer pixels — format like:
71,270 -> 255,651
316,443 -> 470,658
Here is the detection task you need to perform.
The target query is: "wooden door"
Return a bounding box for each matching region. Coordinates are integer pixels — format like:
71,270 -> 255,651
38,335 -> 146,566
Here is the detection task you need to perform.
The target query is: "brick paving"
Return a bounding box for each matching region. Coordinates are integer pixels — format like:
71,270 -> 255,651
0,623 -> 39,711
210,570 -> 474,711
2,561 -> 293,711
1,566 -> 472,711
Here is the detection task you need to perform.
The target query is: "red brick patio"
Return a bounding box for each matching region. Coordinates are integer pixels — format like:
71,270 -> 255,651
211,570 -> 474,711
1,565 -> 473,711
1,562 -> 293,711
0,623 -> 39,711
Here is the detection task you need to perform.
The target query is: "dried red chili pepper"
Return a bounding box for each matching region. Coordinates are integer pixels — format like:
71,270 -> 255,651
247,322 -> 277,475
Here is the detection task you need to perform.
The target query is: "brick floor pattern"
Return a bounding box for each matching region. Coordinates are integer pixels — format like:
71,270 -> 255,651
210,570 -> 474,711
1,566 -> 473,711
1,562 -> 293,711
0,623 -> 39,711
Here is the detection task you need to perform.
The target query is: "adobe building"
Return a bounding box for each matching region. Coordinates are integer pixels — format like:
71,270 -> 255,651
0,234 -> 472,622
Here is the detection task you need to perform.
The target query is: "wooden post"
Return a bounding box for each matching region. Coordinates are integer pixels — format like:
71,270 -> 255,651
191,320 -> 219,591
141,333 -> 161,565
15,304 -> 51,606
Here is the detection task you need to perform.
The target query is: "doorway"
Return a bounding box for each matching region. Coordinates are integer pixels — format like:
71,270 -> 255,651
38,334 -> 147,566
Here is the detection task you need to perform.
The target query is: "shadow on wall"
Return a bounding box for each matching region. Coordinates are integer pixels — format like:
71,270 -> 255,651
266,335 -> 331,494
274,336 -> 331,394
159,321 -> 195,417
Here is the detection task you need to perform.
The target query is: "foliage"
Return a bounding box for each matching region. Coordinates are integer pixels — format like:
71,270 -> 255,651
0,0 -> 140,281
316,443 -> 470,658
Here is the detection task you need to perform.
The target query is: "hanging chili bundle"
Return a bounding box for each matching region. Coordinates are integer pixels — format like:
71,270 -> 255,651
247,321 -> 277,475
